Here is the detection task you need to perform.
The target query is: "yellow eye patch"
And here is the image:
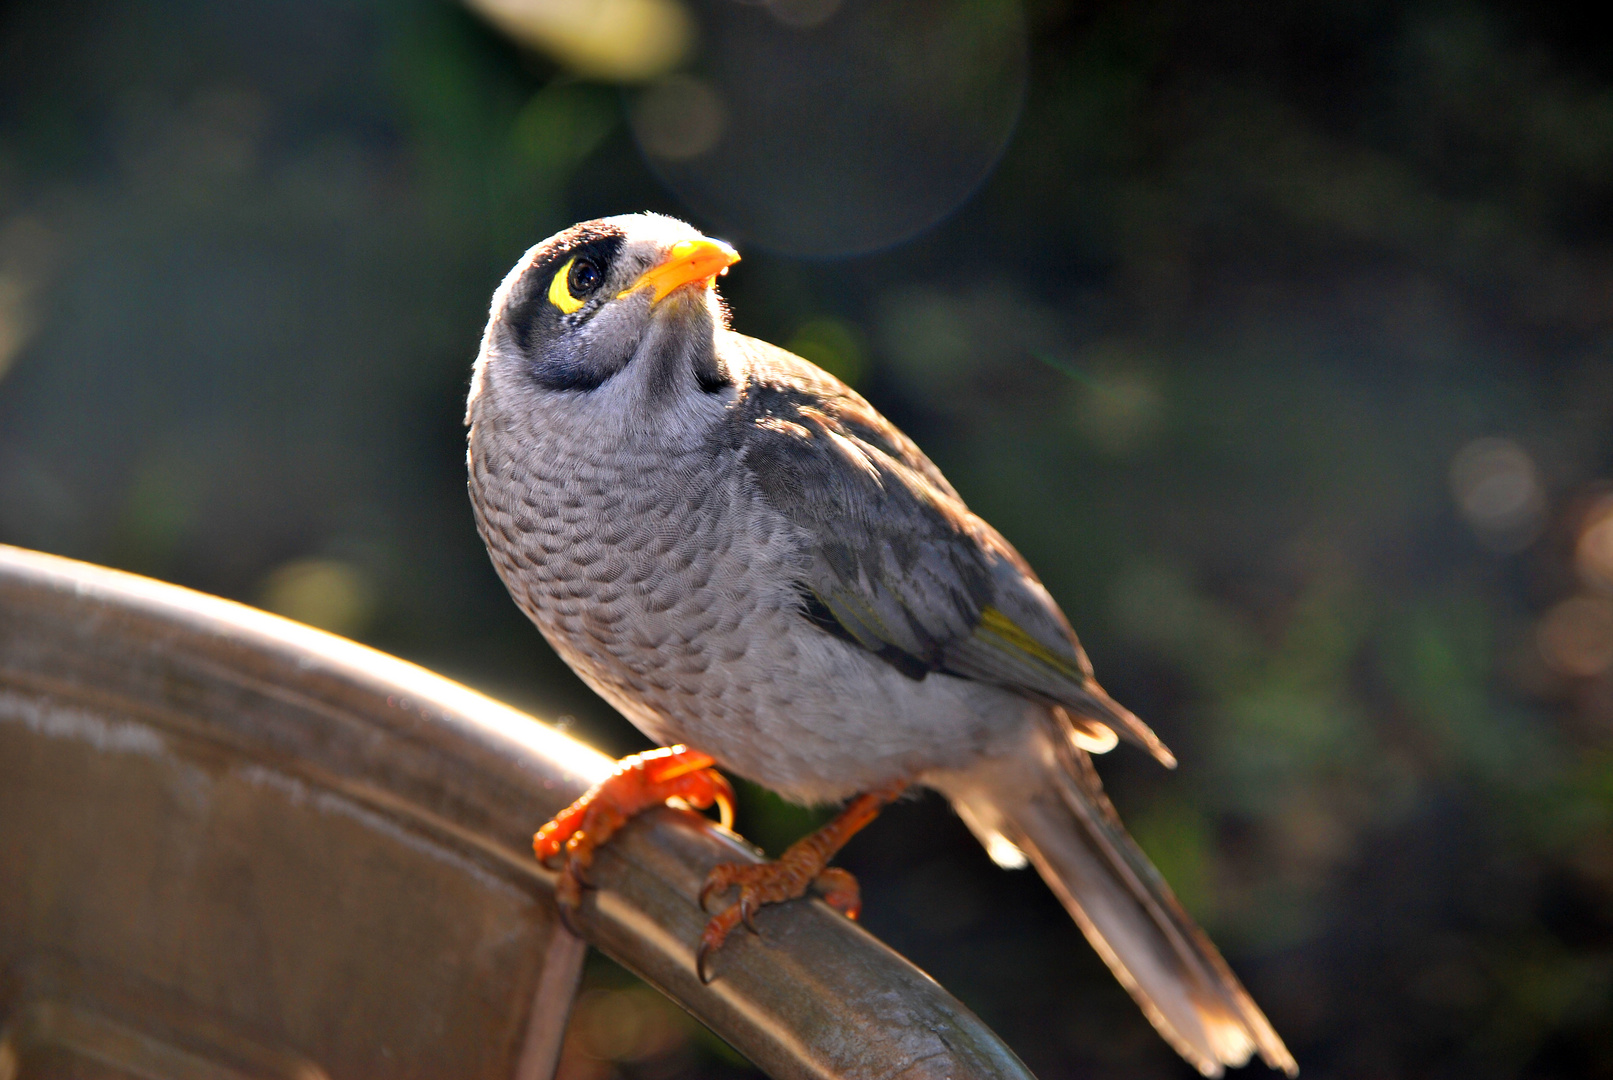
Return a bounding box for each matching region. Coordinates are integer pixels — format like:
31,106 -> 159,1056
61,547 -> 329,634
549,258 -> 585,314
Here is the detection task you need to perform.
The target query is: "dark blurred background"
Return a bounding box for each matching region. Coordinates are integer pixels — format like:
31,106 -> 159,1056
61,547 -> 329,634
3,0 -> 1612,1076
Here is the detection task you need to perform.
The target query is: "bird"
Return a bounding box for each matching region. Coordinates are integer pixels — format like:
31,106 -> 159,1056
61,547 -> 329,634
465,212 -> 1297,1077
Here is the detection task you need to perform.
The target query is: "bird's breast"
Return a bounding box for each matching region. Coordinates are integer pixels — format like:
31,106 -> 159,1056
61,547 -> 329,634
469,418 -> 804,740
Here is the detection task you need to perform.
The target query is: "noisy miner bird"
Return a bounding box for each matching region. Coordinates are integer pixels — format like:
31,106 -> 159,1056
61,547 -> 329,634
466,213 -> 1297,1077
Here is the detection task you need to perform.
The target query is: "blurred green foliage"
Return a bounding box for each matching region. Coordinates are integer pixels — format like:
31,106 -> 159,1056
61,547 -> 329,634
3,0 -> 1613,1077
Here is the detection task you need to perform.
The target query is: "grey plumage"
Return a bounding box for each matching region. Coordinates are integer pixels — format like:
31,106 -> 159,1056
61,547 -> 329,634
467,213 -> 1297,1077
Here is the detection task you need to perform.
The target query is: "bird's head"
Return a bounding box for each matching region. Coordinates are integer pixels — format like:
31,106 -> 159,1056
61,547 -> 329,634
471,214 -> 740,421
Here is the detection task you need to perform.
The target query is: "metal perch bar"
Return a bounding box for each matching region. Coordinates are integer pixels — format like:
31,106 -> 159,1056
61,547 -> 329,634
0,544 -> 1035,1080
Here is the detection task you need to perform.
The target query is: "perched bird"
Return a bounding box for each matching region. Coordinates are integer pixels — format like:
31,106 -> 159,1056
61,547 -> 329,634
466,213 -> 1297,1077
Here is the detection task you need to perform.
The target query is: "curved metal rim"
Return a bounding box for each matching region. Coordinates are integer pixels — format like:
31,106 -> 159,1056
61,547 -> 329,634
0,544 -> 1036,1080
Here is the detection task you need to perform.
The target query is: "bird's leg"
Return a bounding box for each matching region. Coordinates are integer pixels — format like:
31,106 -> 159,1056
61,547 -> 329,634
535,745 -> 735,915
696,779 -> 909,982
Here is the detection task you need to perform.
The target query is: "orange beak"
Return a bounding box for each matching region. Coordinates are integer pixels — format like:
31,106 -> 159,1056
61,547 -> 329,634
619,238 -> 740,304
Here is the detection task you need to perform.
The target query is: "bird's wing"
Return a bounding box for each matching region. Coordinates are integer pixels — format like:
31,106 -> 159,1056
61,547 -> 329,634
720,334 -> 1174,766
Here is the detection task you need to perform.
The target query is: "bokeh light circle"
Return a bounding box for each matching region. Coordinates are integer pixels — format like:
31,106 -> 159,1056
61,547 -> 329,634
628,0 -> 1028,257
1575,496 -> 1613,592
1449,436 -> 1546,552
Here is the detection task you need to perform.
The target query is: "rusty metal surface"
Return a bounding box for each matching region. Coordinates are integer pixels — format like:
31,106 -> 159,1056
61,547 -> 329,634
0,544 -> 1035,1080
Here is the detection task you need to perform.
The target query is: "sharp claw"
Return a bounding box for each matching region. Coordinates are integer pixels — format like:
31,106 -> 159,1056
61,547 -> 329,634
740,896 -> 760,934
696,941 -> 714,984
556,895 -> 580,937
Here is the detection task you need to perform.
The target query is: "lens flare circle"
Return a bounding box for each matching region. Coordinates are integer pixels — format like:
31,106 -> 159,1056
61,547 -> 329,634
629,0 -> 1029,258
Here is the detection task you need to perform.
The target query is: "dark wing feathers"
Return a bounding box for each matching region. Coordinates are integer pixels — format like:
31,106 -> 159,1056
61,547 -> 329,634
722,334 -> 1174,766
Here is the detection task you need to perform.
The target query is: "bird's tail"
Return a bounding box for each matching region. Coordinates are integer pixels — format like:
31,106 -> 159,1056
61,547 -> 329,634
932,716 -> 1298,1078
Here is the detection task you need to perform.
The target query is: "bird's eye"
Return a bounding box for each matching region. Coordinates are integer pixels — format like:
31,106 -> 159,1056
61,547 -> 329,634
569,258 -> 602,295
549,256 -> 604,315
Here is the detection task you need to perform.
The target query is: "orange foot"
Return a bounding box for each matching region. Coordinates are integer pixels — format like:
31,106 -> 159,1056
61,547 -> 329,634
696,780 -> 908,982
535,745 -> 735,914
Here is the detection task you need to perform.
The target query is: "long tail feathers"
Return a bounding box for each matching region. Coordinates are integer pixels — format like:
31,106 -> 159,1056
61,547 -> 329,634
941,726 -> 1297,1077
